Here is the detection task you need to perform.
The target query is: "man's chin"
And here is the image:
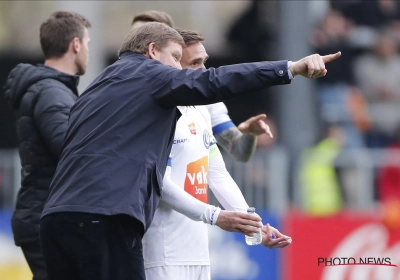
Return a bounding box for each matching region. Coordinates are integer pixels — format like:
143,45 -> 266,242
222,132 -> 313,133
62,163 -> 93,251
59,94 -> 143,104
76,67 -> 86,76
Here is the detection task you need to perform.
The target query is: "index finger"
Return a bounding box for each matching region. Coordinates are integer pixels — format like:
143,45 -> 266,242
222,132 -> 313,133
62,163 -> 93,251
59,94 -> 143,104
322,51 -> 341,63
261,121 -> 273,138
237,212 -> 262,224
248,114 -> 267,122
274,240 -> 292,248
267,236 -> 288,247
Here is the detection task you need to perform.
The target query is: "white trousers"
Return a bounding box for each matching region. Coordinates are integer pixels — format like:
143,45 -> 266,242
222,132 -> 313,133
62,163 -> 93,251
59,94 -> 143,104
145,265 -> 211,280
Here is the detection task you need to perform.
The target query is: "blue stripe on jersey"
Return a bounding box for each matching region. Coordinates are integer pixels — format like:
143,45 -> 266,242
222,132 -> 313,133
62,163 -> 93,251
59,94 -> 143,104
167,157 -> 172,166
210,138 -> 217,146
212,121 -> 235,135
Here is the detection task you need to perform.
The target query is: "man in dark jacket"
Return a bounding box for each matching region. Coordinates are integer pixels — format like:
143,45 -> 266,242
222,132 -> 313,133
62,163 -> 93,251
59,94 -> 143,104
3,11 -> 91,280
131,10 -> 274,163
40,22 -> 340,280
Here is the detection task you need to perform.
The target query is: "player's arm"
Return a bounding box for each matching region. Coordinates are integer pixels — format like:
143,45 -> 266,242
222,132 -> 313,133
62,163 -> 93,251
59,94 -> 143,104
161,162 -> 261,235
214,126 -> 256,163
208,144 -> 292,248
207,143 -> 249,211
215,114 -> 272,162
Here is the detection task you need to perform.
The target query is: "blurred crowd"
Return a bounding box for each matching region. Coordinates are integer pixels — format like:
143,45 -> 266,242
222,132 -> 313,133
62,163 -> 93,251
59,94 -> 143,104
297,0 -> 400,222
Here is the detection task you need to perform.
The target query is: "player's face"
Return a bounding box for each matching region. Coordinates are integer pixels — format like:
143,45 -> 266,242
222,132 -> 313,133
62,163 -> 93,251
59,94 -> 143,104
157,41 -> 182,69
75,28 -> 90,75
180,42 -> 209,70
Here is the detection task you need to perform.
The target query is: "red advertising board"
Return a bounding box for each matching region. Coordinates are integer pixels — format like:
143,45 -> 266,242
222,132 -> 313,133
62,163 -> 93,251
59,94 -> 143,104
283,211 -> 400,280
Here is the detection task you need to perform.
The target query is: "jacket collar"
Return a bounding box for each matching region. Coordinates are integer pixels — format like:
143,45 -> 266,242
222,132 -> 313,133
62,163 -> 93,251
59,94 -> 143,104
38,64 -> 80,96
119,52 -> 148,62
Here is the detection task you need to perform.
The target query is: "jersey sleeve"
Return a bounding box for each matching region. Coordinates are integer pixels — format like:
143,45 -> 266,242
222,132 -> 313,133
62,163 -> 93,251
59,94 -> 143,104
208,145 -> 249,212
161,166 -> 220,225
205,103 -> 235,135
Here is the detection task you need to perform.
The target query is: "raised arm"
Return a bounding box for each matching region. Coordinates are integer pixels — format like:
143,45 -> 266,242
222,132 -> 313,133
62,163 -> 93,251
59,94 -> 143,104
149,52 -> 341,107
149,60 -> 290,107
207,103 -> 272,162
216,114 -> 273,162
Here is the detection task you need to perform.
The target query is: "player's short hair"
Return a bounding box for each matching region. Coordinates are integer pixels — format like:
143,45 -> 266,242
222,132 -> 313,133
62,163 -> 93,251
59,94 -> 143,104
40,11 -> 91,59
175,28 -> 204,47
131,10 -> 174,28
119,22 -> 184,56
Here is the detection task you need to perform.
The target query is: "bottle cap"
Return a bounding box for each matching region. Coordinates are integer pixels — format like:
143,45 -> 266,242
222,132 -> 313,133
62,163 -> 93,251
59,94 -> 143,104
247,207 -> 256,213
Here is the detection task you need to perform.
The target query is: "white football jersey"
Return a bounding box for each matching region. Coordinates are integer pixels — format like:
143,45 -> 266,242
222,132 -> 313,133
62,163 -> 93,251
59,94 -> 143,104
143,106 -> 215,268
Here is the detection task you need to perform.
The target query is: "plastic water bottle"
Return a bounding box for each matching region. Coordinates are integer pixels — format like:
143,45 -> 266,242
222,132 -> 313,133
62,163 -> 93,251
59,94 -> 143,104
245,207 -> 262,245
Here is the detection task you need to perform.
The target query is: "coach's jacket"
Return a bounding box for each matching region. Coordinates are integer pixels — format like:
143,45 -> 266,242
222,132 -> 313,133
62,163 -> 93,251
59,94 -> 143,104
42,52 -> 290,233
3,64 -> 79,245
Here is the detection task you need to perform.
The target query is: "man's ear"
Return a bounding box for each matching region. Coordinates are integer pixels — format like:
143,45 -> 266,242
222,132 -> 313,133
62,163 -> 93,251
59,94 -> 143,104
146,43 -> 158,59
71,37 -> 81,54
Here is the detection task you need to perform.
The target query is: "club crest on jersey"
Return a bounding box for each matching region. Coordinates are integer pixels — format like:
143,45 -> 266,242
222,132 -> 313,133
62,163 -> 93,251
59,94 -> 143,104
203,130 -> 215,149
188,122 -> 196,135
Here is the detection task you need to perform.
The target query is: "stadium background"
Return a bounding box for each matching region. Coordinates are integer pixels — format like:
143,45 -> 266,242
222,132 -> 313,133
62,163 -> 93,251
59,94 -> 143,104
1,1 -> 400,279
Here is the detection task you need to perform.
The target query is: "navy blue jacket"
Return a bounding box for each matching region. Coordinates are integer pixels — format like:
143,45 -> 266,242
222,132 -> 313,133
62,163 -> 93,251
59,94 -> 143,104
42,52 -> 290,232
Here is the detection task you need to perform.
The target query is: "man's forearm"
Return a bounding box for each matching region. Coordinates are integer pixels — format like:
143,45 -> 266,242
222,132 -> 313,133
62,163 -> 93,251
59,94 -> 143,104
151,60 -> 290,107
214,126 -> 256,162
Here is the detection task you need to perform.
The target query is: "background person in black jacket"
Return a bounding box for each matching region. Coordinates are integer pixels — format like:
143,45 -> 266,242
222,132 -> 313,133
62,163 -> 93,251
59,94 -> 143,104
3,11 -> 91,280
40,22 -> 339,280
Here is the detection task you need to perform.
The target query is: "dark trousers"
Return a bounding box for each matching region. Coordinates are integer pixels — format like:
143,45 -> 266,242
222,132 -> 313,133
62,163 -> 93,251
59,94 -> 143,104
40,212 -> 145,280
20,240 -> 48,280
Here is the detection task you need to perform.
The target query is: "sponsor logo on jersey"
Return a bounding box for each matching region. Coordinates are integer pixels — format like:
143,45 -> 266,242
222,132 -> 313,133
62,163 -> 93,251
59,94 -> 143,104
203,130 -> 215,149
184,156 -> 208,203
188,122 -> 196,135
173,138 -> 190,145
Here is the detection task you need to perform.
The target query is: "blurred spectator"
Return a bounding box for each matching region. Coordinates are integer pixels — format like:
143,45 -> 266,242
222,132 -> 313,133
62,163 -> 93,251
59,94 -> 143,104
331,0 -> 400,28
227,0 -> 273,62
310,9 -> 365,148
299,124 -> 345,216
353,32 -> 400,147
355,33 -> 400,102
332,0 -> 400,49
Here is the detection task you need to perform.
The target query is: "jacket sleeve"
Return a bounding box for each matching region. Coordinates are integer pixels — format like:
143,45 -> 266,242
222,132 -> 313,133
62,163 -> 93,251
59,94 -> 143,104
148,60 -> 290,107
33,84 -> 76,158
